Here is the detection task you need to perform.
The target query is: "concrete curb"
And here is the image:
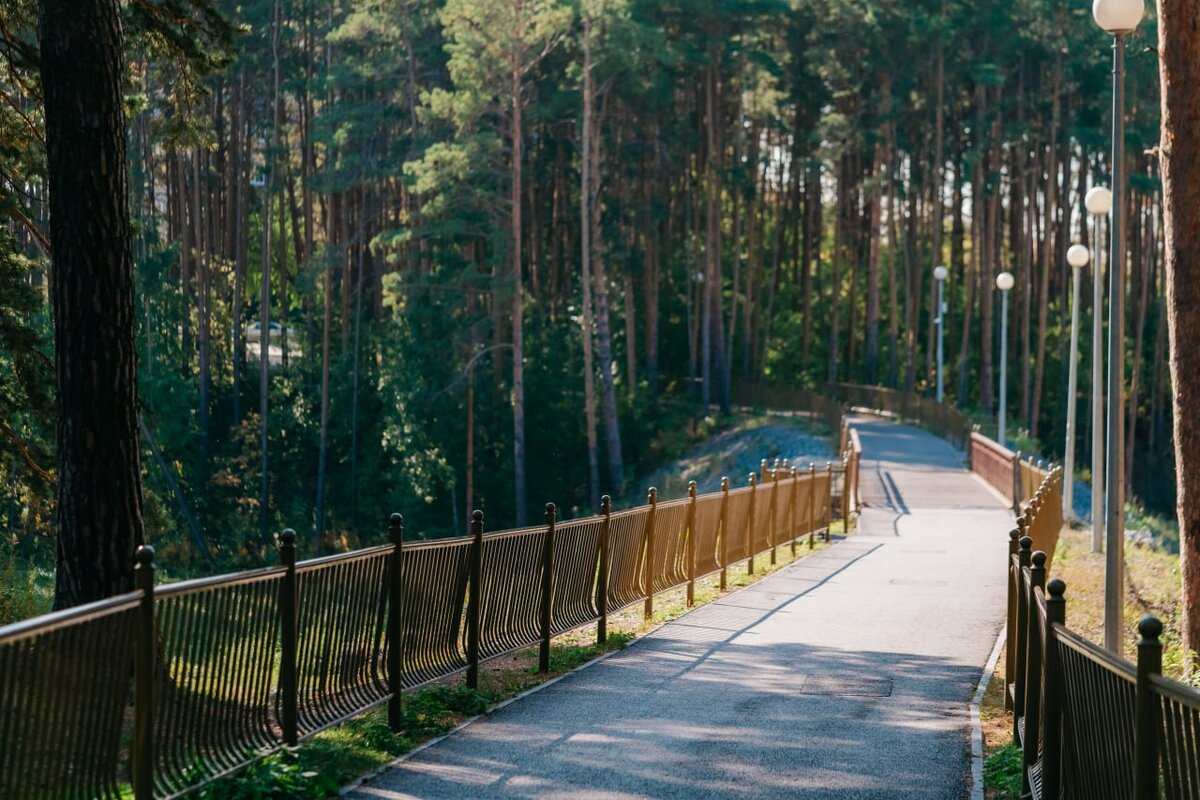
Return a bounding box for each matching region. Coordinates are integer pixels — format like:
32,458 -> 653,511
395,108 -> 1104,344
970,624 -> 1007,800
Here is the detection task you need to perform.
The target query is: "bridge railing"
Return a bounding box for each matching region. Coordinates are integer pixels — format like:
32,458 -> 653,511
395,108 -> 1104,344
0,464 -> 833,799
828,382 -> 972,450
1005,468 -> 1200,800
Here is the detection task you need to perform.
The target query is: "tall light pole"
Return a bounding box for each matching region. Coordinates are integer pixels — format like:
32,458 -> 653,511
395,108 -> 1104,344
1093,0 -> 1143,652
1064,244 -> 1090,522
934,265 -> 949,403
1085,185 -> 1112,554
997,271 -> 1015,446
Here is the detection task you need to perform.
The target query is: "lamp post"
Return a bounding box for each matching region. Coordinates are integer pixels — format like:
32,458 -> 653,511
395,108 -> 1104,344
996,271 -> 1015,446
1085,185 -> 1112,554
1064,244 -> 1090,523
934,265 -> 949,403
1093,0 -> 1143,652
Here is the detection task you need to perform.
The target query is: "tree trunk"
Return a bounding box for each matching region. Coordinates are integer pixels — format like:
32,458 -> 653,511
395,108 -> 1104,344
511,61 -> 527,526
866,142 -> 883,384
40,0 -> 146,607
585,65 -> 624,492
580,20 -> 601,511
1158,0 -> 1200,667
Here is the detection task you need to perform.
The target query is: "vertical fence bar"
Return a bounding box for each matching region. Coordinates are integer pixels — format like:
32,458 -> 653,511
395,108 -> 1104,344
597,495 -> 612,646
1134,615 -> 1163,800
387,513 -> 404,730
278,529 -> 298,746
719,477 -> 730,590
1021,550 -> 1046,796
1041,578 -> 1066,799
1004,527 -> 1020,712
467,509 -> 483,689
539,503 -> 557,673
643,488 -> 658,620
746,473 -> 757,575
133,545 -> 156,800
686,481 -> 697,607
1012,534 -> 1032,741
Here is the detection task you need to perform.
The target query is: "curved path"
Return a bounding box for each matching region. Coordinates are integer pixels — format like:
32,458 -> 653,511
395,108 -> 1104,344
350,417 -> 1012,799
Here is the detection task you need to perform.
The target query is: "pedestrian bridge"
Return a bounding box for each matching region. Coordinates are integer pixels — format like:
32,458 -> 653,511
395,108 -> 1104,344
8,384 -> 1196,800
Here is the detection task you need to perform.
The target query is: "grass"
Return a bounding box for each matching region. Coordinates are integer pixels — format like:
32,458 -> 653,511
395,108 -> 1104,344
981,523 -> 1192,799
198,531 -> 837,798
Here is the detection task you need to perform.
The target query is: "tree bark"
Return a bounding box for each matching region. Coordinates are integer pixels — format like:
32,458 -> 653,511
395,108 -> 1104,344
1158,0 -> 1200,667
511,59 -> 527,526
40,0 -> 146,607
580,19 -> 601,510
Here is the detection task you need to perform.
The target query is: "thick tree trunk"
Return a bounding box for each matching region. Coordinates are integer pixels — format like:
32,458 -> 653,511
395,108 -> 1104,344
1158,0 -> 1200,667
40,0 -> 146,607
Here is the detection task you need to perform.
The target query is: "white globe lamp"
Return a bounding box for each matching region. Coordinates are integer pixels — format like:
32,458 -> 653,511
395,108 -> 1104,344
1085,186 -> 1113,216
1067,244 -> 1091,270
1092,0 -> 1145,33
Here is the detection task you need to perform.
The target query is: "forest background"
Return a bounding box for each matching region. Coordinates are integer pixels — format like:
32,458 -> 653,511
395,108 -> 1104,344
0,0 -> 1172,591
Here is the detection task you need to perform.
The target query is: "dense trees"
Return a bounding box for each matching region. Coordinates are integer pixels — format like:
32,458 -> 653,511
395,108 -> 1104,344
0,0 -> 1179,616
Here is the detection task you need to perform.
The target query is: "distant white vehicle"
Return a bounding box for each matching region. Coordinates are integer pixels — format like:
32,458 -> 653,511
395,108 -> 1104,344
245,320 -> 283,344
246,320 -> 303,365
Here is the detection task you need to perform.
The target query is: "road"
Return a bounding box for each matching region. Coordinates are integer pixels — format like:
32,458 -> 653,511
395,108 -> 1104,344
349,416 -> 1012,799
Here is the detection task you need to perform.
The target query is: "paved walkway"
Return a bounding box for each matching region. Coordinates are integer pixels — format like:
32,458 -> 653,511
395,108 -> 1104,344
351,417 -> 1012,799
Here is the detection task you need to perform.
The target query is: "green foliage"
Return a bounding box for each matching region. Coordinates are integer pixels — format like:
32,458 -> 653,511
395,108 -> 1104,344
983,743 -> 1023,799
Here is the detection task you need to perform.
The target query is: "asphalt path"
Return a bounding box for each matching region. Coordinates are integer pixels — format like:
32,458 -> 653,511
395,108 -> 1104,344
350,416 -> 1012,799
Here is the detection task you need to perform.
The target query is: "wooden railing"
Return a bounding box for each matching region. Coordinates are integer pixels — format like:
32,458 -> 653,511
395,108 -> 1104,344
1005,468 -> 1200,800
0,461 -> 834,799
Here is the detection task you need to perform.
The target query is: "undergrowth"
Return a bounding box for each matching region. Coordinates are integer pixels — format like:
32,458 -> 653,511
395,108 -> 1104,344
983,744 -> 1023,799
198,633 -> 635,799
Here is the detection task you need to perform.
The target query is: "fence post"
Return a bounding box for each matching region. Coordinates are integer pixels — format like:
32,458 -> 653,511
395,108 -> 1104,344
842,456 -> 851,534
760,457 -> 769,483
597,495 -> 612,646
1021,551 -> 1047,796
467,509 -> 483,689
769,464 -> 779,565
133,545 -> 156,800
825,462 -> 833,542
1134,615 -> 1164,800
1013,450 -> 1023,513
386,513 -> 404,731
686,481 -> 698,607
1041,577 -> 1066,800
278,529 -> 299,746
539,503 -> 557,673
643,487 -> 658,620
808,464 -> 817,549
719,477 -> 730,591
1004,527 -> 1020,712
746,472 -> 757,575
1012,534 -> 1032,741
789,467 -> 799,558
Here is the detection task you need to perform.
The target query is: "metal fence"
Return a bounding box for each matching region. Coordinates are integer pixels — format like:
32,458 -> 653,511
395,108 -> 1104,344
1006,467 -> 1200,800
828,382 -> 973,449
0,467 -> 832,799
